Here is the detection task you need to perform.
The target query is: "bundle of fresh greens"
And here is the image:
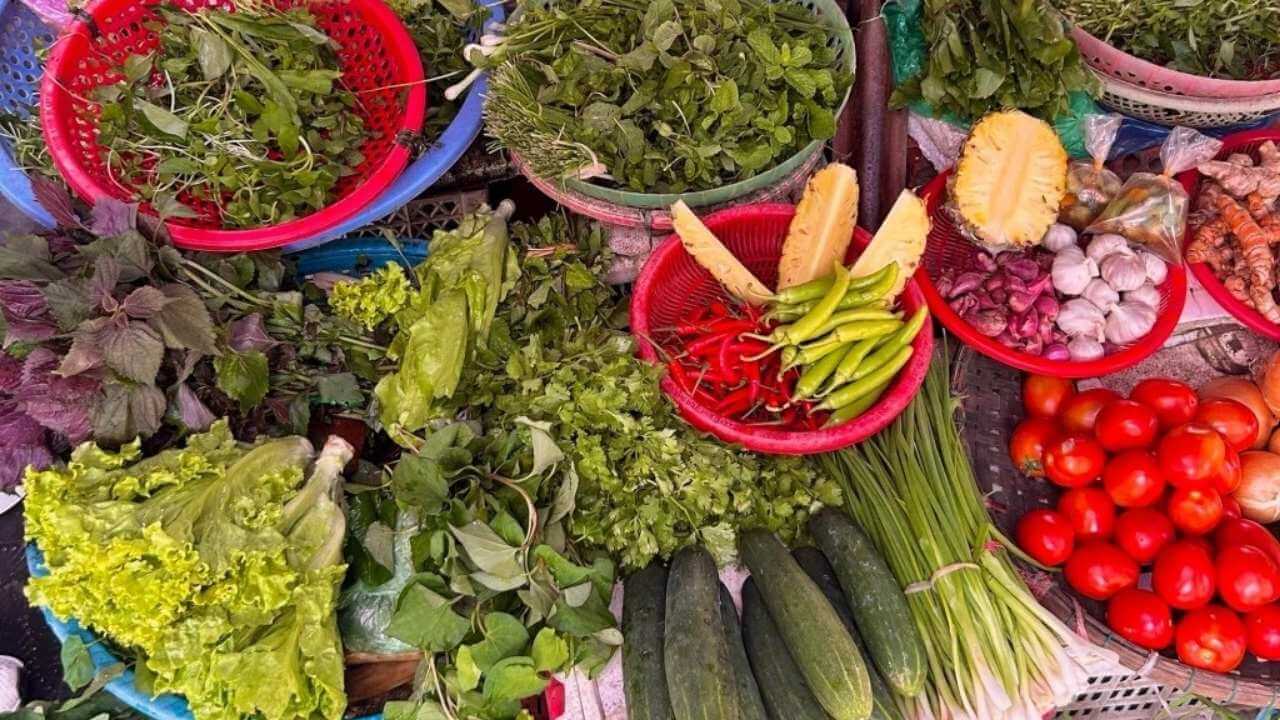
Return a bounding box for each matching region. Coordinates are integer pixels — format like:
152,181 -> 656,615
892,0 -> 1094,121
477,0 -> 852,193
388,0 -> 489,138
821,353 -> 1108,719
1057,0 -> 1280,81
94,5 -> 368,227
25,421 -> 353,720
341,420 -> 619,720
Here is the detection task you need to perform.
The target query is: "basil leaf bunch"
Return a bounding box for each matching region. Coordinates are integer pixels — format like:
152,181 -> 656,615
481,0 -> 852,193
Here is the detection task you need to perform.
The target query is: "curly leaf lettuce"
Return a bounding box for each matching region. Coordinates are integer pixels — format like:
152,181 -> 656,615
24,421 -> 353,720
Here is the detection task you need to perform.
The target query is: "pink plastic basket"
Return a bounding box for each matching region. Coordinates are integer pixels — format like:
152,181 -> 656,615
630,203 -> 933,456
1071,27 -> 1280,99
916,172 -> 1187,378
1177,128 -> 1280,341
40,0 -> 426,251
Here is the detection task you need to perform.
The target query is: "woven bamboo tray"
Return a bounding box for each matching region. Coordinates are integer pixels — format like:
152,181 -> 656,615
954,324 -> 1280,709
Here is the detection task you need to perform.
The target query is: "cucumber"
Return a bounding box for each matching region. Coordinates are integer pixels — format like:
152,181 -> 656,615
738,529 -> 871,720
793,547 -> 906,720
740,579 -> 830,720
665,546 -> 740,720
809,509 -> 926,698
718,584 -> 769,720
623,563 -> 675,720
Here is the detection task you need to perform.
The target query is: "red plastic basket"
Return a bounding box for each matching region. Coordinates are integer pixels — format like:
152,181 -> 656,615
916,173 -> 1187,378
630,203 -> 934,456
39,0 -> 425,251
1177,128 -> 1280,341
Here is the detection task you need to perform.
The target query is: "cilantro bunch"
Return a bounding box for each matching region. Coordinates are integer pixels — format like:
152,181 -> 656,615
481,0 -> 852,193
95,6 -> 368,227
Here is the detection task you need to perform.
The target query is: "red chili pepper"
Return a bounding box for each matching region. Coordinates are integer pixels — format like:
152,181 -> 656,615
717,336 -> 742,384
710,301 -> 731,318
667,361 -> 691,391
715,386 -> 754,417
685,331 -> 732,356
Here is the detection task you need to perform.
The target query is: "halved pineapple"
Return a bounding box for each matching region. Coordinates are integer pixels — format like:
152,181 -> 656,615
951,110 -> 1068,248
850,190 -> 929,298
777,163 -> 860,290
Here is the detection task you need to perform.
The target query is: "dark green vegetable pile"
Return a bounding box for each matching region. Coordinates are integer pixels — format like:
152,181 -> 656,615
480,0 -> 852,193
95,5 -> 368,227
892,0 -> 1094,121
1057,0 -> 1280,81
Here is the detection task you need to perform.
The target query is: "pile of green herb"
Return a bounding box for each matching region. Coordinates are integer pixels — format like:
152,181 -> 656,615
892,0 -> 1094,121
95,5 -> 368,227
1057,0 -> 1280,81
340,421 -> 619,720
388,0 -> 488,138
479,0 -> 852,193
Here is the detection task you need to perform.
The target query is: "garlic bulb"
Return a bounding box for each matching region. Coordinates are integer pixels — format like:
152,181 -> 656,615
1057,298 -> 1106,340
1140,251 -> 1168,286
1052,246 -> 1097,296
1041,224 -> 1078,253
1082,278 -> 1120,313
1068,335 -> 1105,362
1100,252 -> 1148,292
1105,300 -> 1158,345
1086,234 -> 1133,264
1125,282 -> 1161,309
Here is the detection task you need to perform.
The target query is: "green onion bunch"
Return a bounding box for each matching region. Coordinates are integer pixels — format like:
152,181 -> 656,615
822,355 -> 1114,719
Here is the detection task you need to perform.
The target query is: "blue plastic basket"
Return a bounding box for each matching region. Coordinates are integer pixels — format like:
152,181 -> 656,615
0,0 -> 55,228
294,236 -> 429,276
282,0 -> 504,253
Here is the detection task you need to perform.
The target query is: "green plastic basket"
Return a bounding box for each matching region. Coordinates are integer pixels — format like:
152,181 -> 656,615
553,0 -> 855,210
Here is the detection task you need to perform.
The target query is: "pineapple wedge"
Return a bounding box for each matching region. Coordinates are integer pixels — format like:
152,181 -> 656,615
670,201 -> 774,305
951,110 -> 1068,249
777,163 -> 860,290
850,190 -> 929,298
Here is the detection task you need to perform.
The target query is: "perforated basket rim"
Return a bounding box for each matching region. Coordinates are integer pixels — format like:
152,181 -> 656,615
1071,26 -> 1280,99
915,172 -> 1187,378
1095,71 -> 1280,116
513,0 -> 856,210
0,0 -> 56,228
282,0 -> 504,253
629,202 -> 933,456
39,0 -> 426,252
1176,128 -> 1280,342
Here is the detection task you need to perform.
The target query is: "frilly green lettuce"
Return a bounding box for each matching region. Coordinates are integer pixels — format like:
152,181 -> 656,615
24,421 -> 354,720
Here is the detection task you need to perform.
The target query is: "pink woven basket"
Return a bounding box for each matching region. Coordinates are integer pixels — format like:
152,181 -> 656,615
630,203 -> 933,456
1072,27 -> 1280,99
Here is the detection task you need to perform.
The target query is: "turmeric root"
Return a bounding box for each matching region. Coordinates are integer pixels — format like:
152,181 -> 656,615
1216,194 -> 1276,293
1199,160 -> 1280,200
1186,216 -> 1229,266
1250,281 -> 1280,323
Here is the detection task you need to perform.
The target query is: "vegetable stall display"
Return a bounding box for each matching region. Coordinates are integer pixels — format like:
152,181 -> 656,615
1010,366 -> 1280,673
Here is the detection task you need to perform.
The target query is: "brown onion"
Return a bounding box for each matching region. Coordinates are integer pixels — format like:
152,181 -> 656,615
1236,452 -> 1280,524
1262,350 -> 1280,418
1201,377 -> 1276,450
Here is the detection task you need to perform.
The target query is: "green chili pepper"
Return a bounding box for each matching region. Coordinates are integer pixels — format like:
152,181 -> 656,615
808,308 -> 901,339
849,307 -> 928,382
791,336 -> 851,366
822,378 -> 892,428
820,336 -> 884,396
748,262 -> 851,353
795,342 -> 853,400
772,262 -> 896,306
817,345 -> 914,412
804,319 -> 901,348
836,262 -> 899,309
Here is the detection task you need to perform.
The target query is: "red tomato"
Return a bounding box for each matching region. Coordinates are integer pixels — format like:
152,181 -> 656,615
1102,450 -> 1166,508
1130,378 -> 1199,431
1195,399 -> 1261,454
1217,544 -> 1280,613
1095,400 -> 1160,452
1167,486 -> 1224,535
1060,388 -> 1123,435
1009,418 -> 1059,478
1215,517 -> 1280,569
1223,495 -> 1243,519
1015,509 -> 1075,567
1176,605 -> 1247,673
1058,487 -> 1116,541
1064,541 -> 1139,601
1245,605 -> 1280,660
1023,375 -> 1075,419
1107,588 -> 1174,650
1214,448 -> 1242,495
1158,424 -> 1228,489
1153,540 -> 1216,610
1113,508 -> 1175,564
1044,435 -> 1108,488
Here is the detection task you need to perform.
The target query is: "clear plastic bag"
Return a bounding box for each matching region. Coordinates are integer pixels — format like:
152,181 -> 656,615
1059,114 -> 1123,230
1088,126 -> 1224,263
